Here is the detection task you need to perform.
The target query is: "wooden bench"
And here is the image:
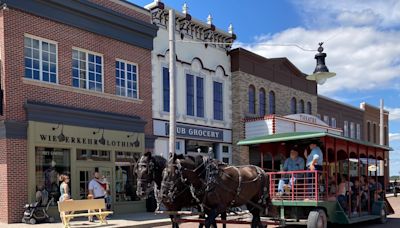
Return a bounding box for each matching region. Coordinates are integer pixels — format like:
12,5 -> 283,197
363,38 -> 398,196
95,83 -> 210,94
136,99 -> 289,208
58,199 -> 113,228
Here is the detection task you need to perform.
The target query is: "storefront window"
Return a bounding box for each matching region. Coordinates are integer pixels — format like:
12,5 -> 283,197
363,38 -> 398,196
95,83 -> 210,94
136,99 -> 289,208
35,147 -> 70,202
115,152 -> 141,202
77,149 -> 110,161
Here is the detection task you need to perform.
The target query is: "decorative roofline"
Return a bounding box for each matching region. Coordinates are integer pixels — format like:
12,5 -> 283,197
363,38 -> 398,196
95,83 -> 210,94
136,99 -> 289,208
145,1 -> 236,51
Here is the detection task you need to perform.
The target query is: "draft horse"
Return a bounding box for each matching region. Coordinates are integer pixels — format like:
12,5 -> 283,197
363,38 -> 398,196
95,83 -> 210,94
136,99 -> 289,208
162,154 -> 270,228
135,152 -> 205,228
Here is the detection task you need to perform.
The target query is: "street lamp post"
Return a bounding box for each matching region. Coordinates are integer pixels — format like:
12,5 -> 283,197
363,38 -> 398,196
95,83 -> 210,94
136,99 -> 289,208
168,9 -> 176,161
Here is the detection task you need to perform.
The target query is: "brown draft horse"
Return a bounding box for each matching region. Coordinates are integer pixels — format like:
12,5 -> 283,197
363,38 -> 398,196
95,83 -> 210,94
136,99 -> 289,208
161,154 -> 269,228
135,152 -> 209,228
204,160 -> 270,228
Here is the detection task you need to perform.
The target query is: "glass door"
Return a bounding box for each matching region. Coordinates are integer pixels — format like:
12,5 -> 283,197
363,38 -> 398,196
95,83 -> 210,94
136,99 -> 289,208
77,167 -> 94,200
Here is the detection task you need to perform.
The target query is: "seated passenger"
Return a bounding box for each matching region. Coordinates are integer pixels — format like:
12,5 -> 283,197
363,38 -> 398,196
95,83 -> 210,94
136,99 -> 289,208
360,175 -> 369,210
368,176 -> 383,202
278,146 -> 305,195
337,174 -> 353,211
351,178 -> 361,215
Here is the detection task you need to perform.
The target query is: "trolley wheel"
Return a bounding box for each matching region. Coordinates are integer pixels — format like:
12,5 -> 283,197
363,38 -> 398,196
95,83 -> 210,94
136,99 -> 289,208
307,209 -> 327,228
378,206 -> 387,224
29,218 -> 37,225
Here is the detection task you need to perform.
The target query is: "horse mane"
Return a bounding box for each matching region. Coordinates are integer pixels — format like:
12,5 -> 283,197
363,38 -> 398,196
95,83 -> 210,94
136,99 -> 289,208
152,155 -> 167,169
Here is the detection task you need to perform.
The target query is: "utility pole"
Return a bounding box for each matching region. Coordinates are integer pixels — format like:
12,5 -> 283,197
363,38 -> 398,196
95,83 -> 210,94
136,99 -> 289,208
379,99 -> 384,146
168,9 -> 176,161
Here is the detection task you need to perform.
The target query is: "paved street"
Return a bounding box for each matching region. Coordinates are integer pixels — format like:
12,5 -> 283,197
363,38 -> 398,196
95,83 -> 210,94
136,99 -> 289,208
155,197 -> 400,228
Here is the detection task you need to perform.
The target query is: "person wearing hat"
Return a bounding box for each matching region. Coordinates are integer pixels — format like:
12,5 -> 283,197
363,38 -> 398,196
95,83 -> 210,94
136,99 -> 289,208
304,141 -> 323,171
278,145 -> 305,194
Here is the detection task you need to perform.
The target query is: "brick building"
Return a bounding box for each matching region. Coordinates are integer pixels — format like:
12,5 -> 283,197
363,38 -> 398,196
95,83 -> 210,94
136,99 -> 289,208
230,48 -> 317,165
317,95 -> 364,140
0,0 -> 157,223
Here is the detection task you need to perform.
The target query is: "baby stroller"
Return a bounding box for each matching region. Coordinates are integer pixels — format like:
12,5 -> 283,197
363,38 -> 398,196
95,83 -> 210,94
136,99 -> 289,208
22,188 -> 55,224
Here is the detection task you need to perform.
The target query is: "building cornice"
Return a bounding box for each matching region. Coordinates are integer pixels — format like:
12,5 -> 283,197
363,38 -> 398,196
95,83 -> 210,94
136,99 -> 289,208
4,0 -> 158,50
146,1 -> 235,51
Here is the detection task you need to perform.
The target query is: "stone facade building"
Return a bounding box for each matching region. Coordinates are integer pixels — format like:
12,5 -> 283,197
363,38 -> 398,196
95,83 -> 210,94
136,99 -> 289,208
230,48 -> 317,165
0,0 -> 157,223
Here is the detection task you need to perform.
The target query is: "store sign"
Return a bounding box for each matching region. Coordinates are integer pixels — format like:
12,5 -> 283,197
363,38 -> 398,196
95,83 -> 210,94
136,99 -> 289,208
164,123 -> 224,141
38,134 -> 139,148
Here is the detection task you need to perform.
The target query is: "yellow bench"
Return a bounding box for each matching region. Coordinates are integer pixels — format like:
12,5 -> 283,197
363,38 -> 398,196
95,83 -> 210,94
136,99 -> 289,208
58,199 -> 113,228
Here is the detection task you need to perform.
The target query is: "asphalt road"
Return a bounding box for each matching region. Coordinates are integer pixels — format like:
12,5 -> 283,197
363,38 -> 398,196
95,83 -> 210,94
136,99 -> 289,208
155,197 -> 400,228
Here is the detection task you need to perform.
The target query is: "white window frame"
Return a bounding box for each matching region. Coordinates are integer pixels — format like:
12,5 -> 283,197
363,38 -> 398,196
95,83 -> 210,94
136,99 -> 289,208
344,121 -> 349,137
72,47 -> 104,92
331,117 -> 337,128
115,58 -> 140,99
350,122 -> 355,139
323,115 -> 330,125
356,123 -> 361,140
24,34 -> 59,84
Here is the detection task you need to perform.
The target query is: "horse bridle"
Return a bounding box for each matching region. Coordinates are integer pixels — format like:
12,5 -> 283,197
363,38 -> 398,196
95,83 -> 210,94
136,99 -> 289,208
136,157 -> 157,194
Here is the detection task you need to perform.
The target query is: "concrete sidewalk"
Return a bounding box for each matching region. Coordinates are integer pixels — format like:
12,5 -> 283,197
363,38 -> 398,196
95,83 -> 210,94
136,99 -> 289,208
2,212 -> 172,228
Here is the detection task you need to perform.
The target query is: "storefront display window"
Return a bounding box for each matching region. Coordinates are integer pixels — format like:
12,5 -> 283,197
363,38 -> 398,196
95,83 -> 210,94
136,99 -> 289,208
35,147 -> 70,203
115,152 -> 141,202
77,149 -> 110,161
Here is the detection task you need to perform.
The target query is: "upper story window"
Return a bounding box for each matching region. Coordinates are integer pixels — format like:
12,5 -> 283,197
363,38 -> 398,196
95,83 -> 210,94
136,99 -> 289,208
331,117 -> 337,128
306,102 -> 312,114
213,81 -> 223,120
162,67 -> 170,112
24,36 -> 57,83
72,49 -> 103,92
367,121 -> 371,142
299,99 -> 305,113
269,91 -> 275,114
116,60 -> 138,99
323,115 -> 330,125
259,88 -> 266,116
384,126 -> 388,145
344,121 -> 349,137
290,97 -> 297,114
373,123 -> 377,143
248,85 -> 256,114
186,74 -> 204,117
350,122 -> 355,139
356,124 -> 361,140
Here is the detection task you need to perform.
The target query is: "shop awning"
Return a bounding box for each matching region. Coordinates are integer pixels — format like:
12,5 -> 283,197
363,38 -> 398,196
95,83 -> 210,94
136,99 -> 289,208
237,131 -> 393,151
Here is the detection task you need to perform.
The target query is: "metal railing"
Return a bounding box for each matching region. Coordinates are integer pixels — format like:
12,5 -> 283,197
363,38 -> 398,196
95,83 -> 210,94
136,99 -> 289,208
268,170 -> 327,201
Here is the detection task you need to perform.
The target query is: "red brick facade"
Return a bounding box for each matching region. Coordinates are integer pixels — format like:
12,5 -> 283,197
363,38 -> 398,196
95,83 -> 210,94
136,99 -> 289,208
0,2 -> 154,223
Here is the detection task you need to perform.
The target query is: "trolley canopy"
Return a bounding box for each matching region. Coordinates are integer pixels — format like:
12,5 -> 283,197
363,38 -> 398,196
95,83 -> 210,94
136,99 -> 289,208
237,131 -> 392,151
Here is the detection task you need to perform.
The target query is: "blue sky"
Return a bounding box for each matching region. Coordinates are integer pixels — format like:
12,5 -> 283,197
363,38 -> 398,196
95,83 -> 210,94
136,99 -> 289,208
132,0 -> 400,176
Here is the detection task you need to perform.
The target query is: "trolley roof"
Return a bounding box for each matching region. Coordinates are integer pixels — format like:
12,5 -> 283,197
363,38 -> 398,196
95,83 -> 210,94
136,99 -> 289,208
237,131 -> 392,151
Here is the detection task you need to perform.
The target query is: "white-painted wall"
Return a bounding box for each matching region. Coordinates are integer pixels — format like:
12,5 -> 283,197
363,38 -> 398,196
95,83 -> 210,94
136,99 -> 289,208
151,27 -> 232,130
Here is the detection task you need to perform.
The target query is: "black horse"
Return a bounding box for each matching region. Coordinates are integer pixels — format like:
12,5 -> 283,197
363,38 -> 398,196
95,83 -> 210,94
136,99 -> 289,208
161,154 -> 228,228
162,154 -> 270,228
135,152 -> 206,228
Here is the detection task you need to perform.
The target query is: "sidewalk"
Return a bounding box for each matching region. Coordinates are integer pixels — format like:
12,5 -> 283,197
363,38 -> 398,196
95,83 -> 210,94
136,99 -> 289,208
2,213 -> 172,228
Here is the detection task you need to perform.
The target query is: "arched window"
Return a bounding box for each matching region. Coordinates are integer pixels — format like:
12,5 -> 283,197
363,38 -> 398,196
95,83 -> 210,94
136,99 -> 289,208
373,123 -> 377,143
367,122 -> 371,142
290,97 -> 297,114
306,102 -> 312,114
248,85 -> 255,114
299,99 -> 305,113
269,91 -> 275,114
259,88 -> 266,116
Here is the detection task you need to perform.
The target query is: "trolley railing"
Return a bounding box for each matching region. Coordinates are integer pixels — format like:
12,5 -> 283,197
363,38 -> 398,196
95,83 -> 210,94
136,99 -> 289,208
267,170 -> 327,201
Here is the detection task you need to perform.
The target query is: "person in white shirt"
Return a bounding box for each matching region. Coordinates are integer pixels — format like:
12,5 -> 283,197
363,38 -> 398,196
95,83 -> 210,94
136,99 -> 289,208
88,171 -> 107,222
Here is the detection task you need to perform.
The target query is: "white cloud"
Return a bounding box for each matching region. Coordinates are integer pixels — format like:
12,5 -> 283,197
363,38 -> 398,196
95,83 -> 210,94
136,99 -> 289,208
386,107 -> 400,121
239,27 -> 400,95
390,133 -> 400,142
292,0 -> 400,28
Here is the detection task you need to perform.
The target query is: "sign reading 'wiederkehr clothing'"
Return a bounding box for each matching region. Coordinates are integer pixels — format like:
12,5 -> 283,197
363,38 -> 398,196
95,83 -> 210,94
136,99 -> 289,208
165,123 -> 223,141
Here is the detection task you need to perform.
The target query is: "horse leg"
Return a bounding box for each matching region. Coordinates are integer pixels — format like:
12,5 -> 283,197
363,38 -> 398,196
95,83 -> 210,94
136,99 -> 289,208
169,215 -> 179,228
198,214 -> 205,228
221,211 -> 227,228
204,208 -> 217,228
250,207 -> 265,228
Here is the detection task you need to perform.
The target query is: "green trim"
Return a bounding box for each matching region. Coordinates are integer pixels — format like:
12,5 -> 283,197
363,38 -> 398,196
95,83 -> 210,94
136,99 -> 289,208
237,131 -> 392,151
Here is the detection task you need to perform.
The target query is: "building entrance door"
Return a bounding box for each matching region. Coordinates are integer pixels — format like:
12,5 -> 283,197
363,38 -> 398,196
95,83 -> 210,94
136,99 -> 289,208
76,167 -> 113,200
